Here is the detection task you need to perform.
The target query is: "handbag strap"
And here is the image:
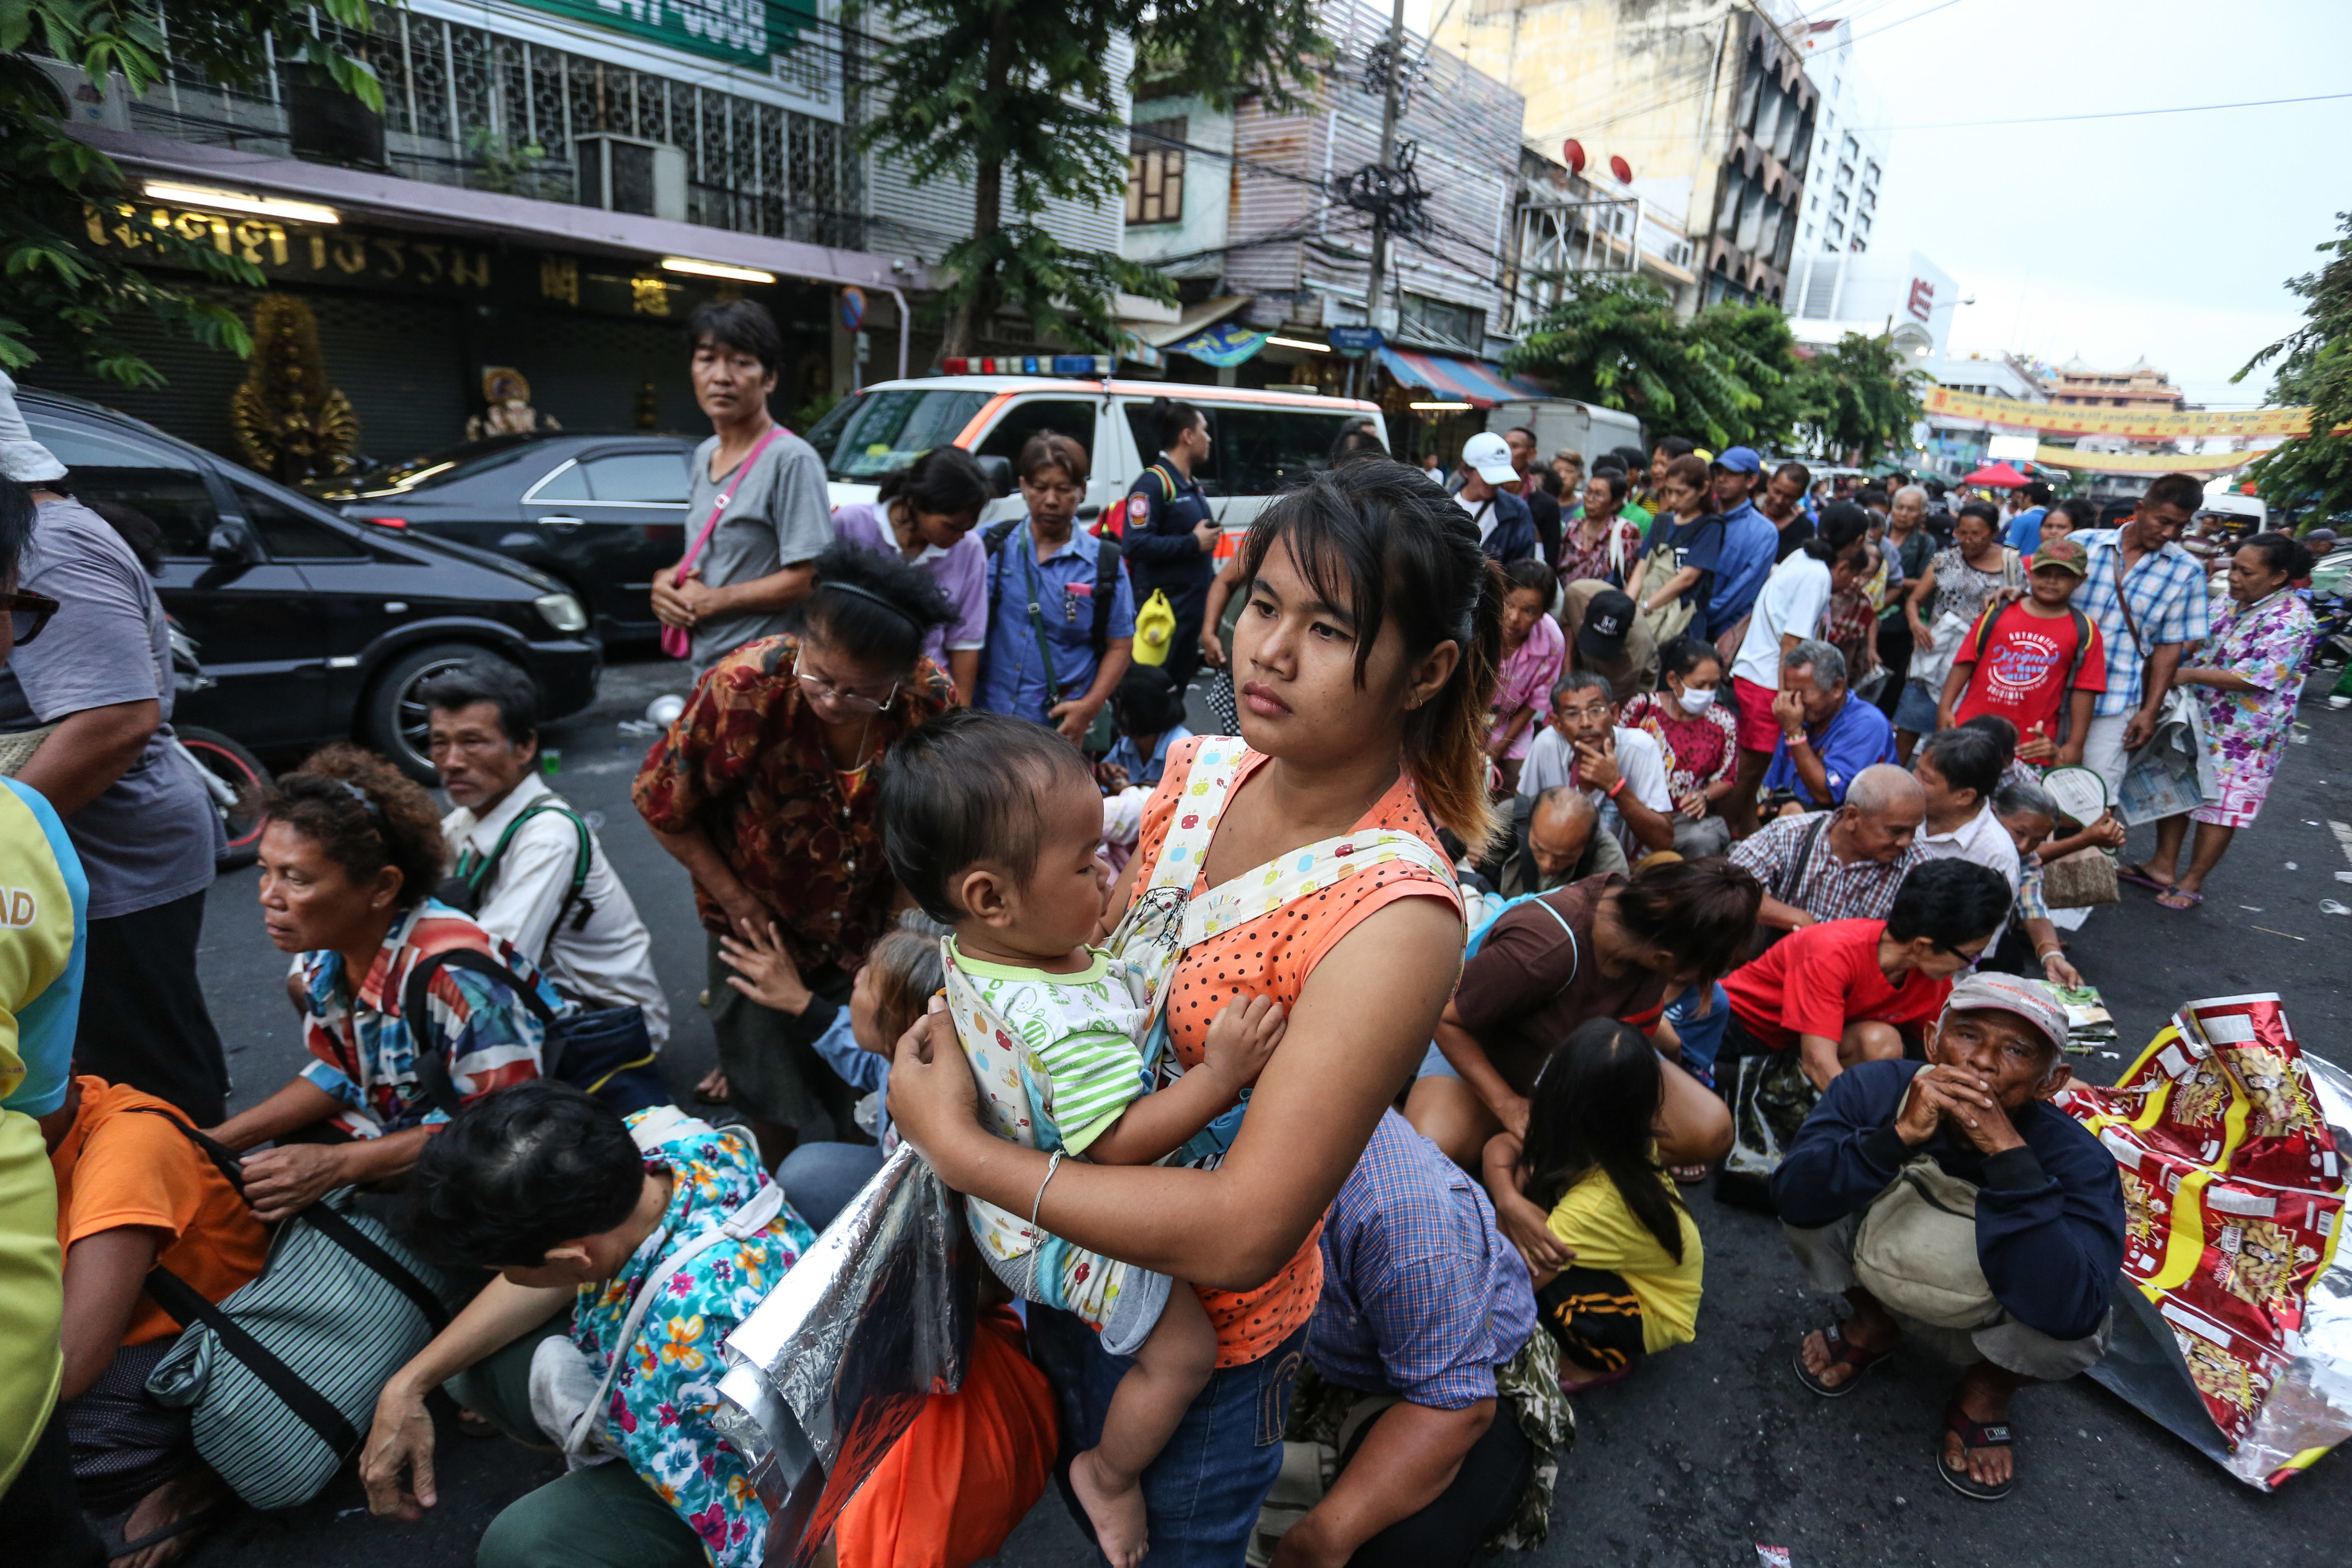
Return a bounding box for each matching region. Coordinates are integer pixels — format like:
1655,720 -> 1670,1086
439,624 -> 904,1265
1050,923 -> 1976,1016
405,946 -> 566,1118
2107,541 -> 2149,657
677,426 -> 785,579
566,1180 -> 788,1456
144,1263 -> 361,1456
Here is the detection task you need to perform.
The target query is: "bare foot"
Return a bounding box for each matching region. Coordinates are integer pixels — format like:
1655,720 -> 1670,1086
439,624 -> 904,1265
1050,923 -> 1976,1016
1069,1444 -> 1148,1568
119,1465 -> 227,1568
695,1068 -> 730,1104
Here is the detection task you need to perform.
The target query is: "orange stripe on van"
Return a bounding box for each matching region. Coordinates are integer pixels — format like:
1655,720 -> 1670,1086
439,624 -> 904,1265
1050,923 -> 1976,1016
953,392 -> 1018,449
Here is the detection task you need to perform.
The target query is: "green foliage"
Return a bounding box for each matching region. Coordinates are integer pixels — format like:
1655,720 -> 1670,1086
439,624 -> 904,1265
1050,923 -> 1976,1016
1,0 -> 381,385
2235,210 -> 2352,521
1505,274 -> 1925,461
856,0 -> 1325,357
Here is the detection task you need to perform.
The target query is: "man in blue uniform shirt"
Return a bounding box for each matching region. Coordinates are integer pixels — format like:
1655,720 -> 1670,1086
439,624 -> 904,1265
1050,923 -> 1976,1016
1705,446 -> 1780,639
1120,398 -> 1219,689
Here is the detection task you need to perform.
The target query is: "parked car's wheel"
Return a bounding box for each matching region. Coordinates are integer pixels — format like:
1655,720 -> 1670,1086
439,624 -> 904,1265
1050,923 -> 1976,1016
175,725 -> 271,871
365,641 -> 515,782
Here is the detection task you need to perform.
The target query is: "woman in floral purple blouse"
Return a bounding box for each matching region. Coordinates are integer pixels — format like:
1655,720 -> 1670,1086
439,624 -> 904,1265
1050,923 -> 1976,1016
2142,532 -> 2317,910
1486,559 -> 1566,796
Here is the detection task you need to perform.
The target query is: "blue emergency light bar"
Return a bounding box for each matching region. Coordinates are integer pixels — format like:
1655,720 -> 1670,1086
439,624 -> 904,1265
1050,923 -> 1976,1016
938,356 -> 1114,376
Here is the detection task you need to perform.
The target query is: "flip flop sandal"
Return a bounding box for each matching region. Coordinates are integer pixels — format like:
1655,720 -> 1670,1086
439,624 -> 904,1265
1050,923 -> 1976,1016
1938,1404 -> 2016,1501
108,1502 -> 228,1563
2155,887 -> 2205,911
1792,1320 -> 1890,1398
2115,863 -> 2173,892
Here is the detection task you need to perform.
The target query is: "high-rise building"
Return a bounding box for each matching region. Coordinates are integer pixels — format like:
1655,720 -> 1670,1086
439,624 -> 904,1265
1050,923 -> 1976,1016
1791,16 -> 1889,255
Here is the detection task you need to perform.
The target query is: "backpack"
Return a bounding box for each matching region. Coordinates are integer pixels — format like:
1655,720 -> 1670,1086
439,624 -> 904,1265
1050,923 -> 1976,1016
983,517 -> 1126,664
1963,601 -> 2096,747
129,1106 -> 465,1510
435,796 -> 594,943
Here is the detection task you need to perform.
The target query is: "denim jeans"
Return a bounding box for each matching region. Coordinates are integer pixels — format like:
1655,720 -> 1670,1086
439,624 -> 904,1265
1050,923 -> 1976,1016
1027,1305 -> 1306,1568
774,1140 -> 888,1232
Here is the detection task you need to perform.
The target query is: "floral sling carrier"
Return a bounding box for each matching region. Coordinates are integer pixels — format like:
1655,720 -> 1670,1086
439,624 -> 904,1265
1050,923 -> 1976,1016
941,736 -> 1458,1337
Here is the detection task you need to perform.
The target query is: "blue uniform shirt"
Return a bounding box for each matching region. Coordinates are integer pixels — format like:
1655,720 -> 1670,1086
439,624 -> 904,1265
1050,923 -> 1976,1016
1761,691 -> 1899,807
1103,724 -> 1192,788
1120,463 -> 1218,606
1708,498 -> 1780,632
977,521 -> 1139,723
2005,507 -> 2047,555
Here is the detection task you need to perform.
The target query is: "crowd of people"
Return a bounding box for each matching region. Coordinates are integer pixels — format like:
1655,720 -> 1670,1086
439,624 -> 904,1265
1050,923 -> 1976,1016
0,298 -> 2328,1568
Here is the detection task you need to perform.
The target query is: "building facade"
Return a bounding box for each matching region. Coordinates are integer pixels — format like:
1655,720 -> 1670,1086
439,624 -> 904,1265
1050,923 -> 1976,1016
1792,16 -> 1888,256
1439,0 -> 1815,310
1785,248 -> 1957,357
2042,357 -> 2185,412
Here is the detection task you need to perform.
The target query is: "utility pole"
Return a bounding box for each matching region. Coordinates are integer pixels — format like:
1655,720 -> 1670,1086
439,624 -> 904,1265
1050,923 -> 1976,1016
1362,0 -> 1406,342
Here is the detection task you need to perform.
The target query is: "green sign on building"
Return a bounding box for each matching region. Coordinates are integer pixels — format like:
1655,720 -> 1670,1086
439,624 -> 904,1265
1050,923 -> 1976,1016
509,0 -> 815,70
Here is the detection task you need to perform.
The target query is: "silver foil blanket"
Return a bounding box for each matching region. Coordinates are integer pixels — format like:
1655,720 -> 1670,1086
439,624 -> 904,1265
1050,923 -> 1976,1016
715,1146 -> 977,1564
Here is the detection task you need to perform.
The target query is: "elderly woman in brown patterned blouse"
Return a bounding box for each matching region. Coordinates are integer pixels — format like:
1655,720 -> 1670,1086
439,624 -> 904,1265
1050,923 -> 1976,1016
634,541 -> 953,1158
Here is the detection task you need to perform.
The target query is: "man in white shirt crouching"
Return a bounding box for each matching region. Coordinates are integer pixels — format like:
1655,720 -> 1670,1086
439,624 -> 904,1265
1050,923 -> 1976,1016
422,661 -> 668,1046
1517,669 -> 1677,862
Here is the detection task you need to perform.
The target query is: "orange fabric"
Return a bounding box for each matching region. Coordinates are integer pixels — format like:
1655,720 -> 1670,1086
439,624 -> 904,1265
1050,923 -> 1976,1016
49,1076 -> 267,1347
1129,738 -> 1461,1367
833,1307 -> 1057,1568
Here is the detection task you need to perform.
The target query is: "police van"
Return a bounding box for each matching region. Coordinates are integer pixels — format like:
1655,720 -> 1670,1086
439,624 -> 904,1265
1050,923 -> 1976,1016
803,365 -> 1388,550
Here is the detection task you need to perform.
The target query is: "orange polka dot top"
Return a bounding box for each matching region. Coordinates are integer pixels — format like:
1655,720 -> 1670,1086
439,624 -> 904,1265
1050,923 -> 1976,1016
1130,736 -> 1463,1367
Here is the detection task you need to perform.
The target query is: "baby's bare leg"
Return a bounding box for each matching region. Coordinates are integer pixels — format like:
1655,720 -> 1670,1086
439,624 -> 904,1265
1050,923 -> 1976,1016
1068,1285 -> 1218,1568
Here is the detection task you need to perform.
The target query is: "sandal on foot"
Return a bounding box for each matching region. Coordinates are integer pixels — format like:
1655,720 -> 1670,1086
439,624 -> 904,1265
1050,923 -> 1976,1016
2155,886 -> 2204,911
1938,1404 -> 2015,1501
109,1503 -> 228,1563
2115,862 -> 2172,892
1793,1320 -> 1890,1398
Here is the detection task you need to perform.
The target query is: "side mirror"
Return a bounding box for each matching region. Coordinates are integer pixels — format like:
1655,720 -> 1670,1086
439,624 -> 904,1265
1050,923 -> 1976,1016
974,454 -> 1014,499
207,521 -> 263,565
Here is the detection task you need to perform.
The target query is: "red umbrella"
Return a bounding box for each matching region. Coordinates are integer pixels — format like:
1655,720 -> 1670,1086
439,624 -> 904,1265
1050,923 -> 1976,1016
1960,462 -> 2029,488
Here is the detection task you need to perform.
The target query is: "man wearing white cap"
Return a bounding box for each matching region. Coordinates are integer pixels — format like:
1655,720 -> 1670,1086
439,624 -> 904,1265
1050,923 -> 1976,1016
0,372 -> 228,1123
1772,972 -> 2124,1503
1453,432 -> 1538,565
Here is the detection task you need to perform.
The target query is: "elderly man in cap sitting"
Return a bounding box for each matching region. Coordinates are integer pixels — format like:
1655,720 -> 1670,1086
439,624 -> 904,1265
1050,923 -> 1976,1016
1557,580 -> 1657,698
1772,973 -> 2124,1503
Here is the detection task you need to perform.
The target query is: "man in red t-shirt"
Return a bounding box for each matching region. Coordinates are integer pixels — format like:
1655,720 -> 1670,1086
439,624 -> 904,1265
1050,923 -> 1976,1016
1721,861 -> 2012,1090
1938,537 -> 2107,766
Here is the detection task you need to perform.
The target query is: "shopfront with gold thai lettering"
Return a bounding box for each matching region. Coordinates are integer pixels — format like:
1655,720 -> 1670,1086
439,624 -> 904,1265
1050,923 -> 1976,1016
29,192 -> 836,476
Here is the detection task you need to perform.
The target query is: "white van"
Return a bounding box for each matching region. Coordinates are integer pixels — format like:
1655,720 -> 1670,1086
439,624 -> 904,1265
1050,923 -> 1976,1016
1483,398 -> 1645,469
803,375 -> 1388,538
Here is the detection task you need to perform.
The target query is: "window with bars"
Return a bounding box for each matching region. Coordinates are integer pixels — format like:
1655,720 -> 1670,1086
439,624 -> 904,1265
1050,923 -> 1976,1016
1127,118 -> 1186,226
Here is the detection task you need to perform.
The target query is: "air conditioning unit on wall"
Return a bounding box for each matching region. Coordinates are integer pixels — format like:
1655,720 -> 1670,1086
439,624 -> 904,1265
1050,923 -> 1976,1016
574,135 -> 688,223
29,57 -> 132,132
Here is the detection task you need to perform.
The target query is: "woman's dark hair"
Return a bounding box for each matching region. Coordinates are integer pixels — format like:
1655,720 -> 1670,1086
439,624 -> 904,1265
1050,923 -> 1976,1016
1885,858 -> 2013,949
1805,500 -> 1872,565
405,1082 -> 645,1268
2051,497 -> 2097,531
1238,458 -> 1504,849
1537,467 -> 1564,498
1955,500 -> 2001,534
1854,486 -> 1890,513
2239,530 -> 2312,583
1110,663 -> 1187,739
1609,445 -> 1649,473
1148,397 -> 1206,454
1502,557 -> 1557,601
879,707 -> 1094,922
1918,724 -> 2003,806
1524,1020 -> 1686,1264
1653,436 -> 1695,462
1662,453 -> 1711,495
803,541 -> 954,675
1956,712 -> 2017,772
686,297 -> 783,376
260,743 -> 445,910
0,478 -> 32,586
876,446 -> 992,520
416,657 -> 541,746
1016,429 -> 1090,484
1659,635 -> 1722,685
866,919 -> 948,1043
1612,856 -> 1762,988
1329,418 -> 1385,466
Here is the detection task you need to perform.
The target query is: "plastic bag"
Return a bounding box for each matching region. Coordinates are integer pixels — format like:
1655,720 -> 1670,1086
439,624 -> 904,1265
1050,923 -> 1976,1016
715,1146 -> 977,1566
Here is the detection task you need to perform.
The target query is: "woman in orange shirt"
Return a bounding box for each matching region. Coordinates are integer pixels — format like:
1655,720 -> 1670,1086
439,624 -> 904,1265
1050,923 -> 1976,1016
889,459 -> 1500,1564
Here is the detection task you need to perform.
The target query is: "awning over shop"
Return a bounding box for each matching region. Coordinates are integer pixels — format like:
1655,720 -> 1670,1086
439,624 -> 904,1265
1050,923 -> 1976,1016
1376,348 -> 1547,407
1120,295 -> 1249,350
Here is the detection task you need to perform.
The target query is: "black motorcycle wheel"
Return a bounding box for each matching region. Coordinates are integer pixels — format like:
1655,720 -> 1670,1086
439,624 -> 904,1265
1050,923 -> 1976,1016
177,726 -> 271,871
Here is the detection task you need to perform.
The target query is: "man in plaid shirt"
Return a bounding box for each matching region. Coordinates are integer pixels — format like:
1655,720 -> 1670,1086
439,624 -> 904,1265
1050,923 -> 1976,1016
1732,764 -> 1925,940
2069,475 -> 2211,794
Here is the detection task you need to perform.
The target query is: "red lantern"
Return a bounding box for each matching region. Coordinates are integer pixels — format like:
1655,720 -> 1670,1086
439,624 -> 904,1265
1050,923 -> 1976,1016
1562,138 -> 1586,175
1609,154 -> 1633,184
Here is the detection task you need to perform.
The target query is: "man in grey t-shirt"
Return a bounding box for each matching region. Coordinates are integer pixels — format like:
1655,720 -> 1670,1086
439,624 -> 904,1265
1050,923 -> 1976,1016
0,446 -> 228,1121
654,300 -> 835,669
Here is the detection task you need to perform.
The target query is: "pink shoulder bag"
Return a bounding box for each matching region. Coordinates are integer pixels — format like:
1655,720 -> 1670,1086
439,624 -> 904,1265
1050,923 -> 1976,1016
660,426 -> 786,660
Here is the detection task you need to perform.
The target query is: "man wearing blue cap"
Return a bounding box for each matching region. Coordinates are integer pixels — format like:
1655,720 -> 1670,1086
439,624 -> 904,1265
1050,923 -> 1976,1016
1704,447 -> 1780,648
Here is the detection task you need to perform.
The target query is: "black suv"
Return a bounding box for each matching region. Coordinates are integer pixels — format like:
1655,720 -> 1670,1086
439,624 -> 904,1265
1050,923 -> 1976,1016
314,433 -> 698,641
19,390 -> 602,780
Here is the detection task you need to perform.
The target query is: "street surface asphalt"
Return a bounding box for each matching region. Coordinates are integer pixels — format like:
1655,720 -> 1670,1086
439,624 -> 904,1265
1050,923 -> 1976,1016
173,652 -> 2352,1567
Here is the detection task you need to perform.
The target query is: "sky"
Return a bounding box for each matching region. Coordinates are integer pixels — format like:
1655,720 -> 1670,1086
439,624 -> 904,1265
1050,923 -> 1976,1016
1402,0 -> 2352,410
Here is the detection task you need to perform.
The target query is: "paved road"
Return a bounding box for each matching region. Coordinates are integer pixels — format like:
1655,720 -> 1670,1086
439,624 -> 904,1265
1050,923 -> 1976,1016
180,654 -> 2352,1567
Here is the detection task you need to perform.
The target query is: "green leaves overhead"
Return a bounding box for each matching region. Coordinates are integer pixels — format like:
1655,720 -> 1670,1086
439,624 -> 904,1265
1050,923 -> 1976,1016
1503,272 -> 1924,462
2235,211 -> 2352,521
2,0 -> 381,385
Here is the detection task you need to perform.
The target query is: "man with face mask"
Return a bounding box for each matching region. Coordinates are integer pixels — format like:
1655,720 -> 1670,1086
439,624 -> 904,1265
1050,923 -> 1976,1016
1774,973 -> 2123,1504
